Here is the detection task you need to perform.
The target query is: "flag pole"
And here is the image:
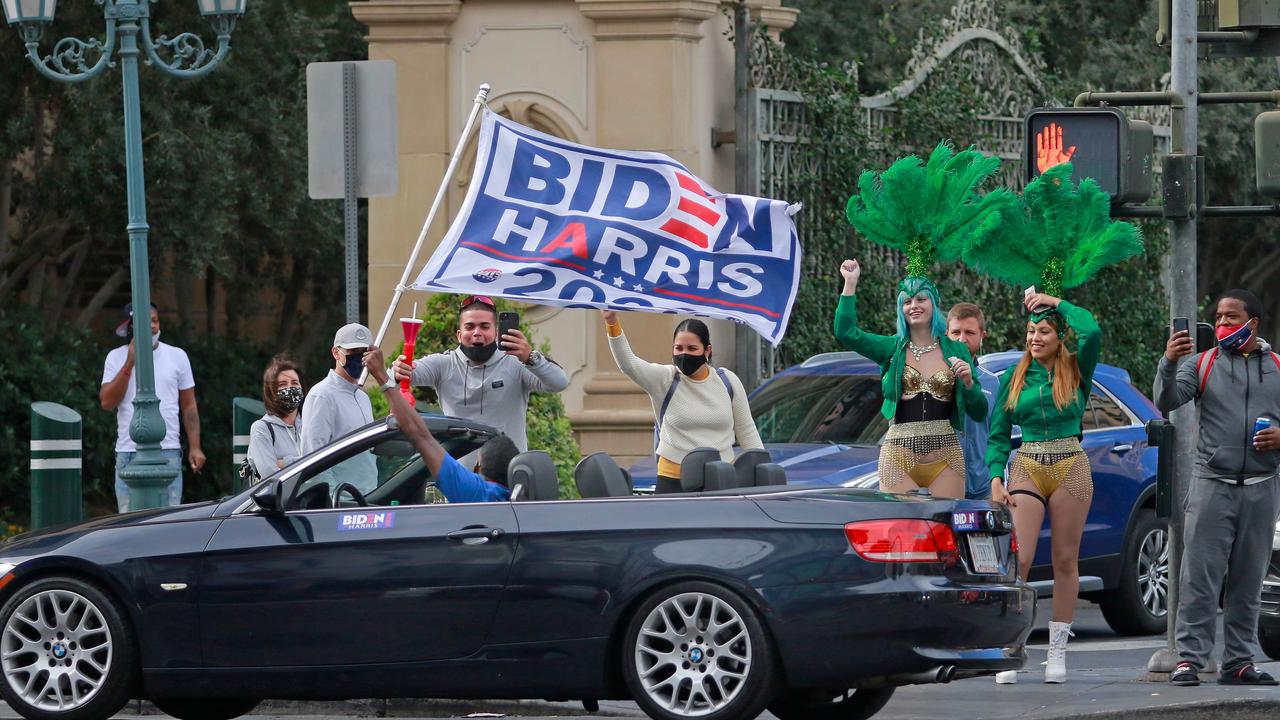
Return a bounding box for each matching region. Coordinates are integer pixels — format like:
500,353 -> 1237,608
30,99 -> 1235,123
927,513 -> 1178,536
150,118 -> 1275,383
364,83 -> 491,383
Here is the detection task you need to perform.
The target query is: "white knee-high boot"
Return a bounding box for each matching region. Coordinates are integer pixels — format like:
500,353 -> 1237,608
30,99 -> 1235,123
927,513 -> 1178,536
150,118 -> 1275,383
1045,621 -> 1074,683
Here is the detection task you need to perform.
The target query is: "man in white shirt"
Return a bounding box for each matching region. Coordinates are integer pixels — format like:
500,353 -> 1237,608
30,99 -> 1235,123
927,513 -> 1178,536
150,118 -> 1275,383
100,303 -> 204,512
299,323 -> 378,493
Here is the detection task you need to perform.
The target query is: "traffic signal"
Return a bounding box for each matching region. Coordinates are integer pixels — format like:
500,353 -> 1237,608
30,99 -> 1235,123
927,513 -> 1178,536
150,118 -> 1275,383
1024,107 -> 1154,205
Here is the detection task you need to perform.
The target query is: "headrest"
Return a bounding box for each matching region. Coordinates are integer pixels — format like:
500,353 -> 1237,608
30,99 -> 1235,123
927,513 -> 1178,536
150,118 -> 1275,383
753,462 -> 787,486
733,449 -> 772,488
574,452 -> 631,498
507,451 -> 558,501
679,447 -> 722,492
703,461 -> 737,491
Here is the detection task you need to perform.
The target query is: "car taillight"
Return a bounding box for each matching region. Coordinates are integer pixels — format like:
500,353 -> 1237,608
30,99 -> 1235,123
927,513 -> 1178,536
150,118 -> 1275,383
844,519 -> 958,565
1010,526 -> 1019,556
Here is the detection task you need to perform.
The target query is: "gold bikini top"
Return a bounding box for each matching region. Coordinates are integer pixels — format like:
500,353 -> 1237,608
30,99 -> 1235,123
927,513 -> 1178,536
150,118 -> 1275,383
901,364 -> 956,402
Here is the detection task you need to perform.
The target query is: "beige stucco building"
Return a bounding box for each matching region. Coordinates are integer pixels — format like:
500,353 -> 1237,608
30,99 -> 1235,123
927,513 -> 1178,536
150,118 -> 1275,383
350,0 -> 797,464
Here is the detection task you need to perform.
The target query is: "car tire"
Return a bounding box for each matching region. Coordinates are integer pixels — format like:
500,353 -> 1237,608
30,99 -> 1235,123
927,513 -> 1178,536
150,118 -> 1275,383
768,687 -> 895,720
1099,509 -> 1169,636
150,698 -> 260,720
621,581 -> 777,720
1259,624 -> 1280,662
0,576 -> 137,720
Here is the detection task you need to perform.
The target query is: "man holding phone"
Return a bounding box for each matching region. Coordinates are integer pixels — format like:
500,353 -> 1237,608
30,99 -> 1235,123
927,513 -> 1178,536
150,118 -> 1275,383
391,295 -> 569,451
1155,289 -> 1280,687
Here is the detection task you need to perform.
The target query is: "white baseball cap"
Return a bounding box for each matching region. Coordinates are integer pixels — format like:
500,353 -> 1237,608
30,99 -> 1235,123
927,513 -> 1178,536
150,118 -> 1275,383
333,323 -> 373,349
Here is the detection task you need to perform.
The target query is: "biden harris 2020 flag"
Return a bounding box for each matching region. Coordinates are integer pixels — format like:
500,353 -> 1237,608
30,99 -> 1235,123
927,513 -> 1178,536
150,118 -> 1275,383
413,111 -> 802,345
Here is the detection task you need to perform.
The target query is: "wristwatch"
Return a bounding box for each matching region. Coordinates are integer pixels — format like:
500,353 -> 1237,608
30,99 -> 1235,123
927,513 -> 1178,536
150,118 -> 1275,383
524,350 -> 544,366
379,376 -> 398,392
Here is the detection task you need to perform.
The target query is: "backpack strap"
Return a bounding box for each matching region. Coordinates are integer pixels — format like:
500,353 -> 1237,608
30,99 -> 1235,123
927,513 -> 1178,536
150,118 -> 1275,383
1272,352 -> 1280,373
656,370 -> 681,451
1196,347 -> 1220,396
715,367 -> 734,401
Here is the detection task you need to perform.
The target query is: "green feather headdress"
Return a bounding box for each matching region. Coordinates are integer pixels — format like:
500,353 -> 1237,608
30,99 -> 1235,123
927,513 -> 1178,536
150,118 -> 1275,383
964,162 -> 1144,328
846,142 -> 1016,292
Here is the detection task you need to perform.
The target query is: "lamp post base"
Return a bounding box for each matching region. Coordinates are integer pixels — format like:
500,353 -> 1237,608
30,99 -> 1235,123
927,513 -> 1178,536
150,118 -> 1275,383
118,453 -> 177,512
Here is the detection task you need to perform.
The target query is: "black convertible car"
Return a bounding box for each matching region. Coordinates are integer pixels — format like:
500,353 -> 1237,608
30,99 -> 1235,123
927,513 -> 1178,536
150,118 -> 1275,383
0,415 -> 1034,720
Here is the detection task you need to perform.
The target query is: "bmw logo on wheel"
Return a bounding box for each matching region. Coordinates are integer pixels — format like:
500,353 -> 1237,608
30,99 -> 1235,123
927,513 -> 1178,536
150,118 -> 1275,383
689,647 -> 704,663
52,644 -> 66,659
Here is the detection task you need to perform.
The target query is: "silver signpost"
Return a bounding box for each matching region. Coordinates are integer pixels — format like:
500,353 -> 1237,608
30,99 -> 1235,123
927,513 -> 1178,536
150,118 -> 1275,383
307,60 -> 399,323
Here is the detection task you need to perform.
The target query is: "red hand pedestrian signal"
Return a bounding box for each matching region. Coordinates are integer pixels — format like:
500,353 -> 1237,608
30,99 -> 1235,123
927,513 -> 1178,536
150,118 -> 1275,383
1036,122 -> 1077,174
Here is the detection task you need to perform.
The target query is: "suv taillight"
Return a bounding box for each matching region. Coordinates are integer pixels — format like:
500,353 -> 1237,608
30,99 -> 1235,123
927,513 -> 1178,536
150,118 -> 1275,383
844,519 -> 958,566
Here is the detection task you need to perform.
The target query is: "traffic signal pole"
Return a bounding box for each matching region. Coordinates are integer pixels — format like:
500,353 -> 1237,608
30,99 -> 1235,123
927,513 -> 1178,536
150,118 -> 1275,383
1155,0 -> 1199,675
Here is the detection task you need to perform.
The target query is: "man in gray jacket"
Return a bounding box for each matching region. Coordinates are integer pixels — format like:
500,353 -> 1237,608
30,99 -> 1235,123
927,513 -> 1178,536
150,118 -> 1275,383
391,296 -> 569,451
1155,288 -> 1280,687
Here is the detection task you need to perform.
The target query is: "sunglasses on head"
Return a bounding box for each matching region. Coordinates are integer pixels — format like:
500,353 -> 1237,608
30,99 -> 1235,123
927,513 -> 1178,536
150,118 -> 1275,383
461,295 -> 496,309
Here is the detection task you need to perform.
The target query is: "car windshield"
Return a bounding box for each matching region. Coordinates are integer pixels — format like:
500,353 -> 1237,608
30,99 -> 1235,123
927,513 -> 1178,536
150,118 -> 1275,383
751,373 -> 888,445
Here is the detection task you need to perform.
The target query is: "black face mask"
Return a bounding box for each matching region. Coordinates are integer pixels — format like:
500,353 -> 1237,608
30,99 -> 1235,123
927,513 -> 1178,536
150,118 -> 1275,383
461,342 -> 498,364
673,353 -> 708,377
342,352 -> 365,380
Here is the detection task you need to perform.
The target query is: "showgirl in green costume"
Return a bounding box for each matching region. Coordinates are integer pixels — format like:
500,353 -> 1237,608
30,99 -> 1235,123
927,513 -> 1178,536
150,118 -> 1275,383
835,142 -> 1013,498
966,162 -> 1143,684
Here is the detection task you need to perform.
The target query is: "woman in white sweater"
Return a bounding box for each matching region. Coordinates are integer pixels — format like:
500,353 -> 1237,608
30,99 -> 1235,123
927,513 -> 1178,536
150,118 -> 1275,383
602,310 -> 764,493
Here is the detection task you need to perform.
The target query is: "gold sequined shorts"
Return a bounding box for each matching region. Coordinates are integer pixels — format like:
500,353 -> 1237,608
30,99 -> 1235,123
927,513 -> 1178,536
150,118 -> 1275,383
879,419 -> 966,491
1007,438 -> 1093,504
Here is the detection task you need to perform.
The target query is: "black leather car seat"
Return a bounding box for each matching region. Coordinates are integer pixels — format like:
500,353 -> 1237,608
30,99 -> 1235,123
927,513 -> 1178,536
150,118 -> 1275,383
507,451 -> 558,501
574,452 -> 631,498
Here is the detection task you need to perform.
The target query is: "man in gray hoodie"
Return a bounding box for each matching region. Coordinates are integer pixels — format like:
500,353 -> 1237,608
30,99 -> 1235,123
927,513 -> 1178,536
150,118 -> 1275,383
1155,288 -> 1280,687
391,296 -> 569,452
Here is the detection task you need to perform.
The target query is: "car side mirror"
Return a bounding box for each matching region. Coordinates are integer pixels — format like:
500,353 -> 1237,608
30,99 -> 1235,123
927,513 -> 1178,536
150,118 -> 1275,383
252,479 -> 285,515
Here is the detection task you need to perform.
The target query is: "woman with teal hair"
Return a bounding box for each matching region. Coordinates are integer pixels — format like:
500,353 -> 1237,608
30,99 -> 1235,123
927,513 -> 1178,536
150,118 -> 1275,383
834,142 -> 1012,498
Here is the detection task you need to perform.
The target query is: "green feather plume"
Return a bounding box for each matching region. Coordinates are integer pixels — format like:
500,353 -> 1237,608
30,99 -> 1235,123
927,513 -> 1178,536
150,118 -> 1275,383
964,163 -> 1144,298
846,142 -> 1016,280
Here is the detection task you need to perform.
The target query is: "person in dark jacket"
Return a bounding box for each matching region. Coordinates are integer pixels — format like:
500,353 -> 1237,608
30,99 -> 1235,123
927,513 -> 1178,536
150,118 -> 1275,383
1155,288 -> 1280,687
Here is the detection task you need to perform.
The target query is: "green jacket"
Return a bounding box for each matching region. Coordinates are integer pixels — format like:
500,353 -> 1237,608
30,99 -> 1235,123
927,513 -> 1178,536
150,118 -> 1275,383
985,300 -> 1101,480
832,294 -> 988,433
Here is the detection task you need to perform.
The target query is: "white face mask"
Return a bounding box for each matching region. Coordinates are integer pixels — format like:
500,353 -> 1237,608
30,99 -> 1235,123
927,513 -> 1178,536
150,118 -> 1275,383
151,331 -> 161,348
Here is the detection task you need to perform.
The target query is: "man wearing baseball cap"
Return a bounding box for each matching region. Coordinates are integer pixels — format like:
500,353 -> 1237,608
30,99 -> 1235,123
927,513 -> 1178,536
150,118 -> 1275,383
299,323 -> 378,492
100,302 -> 204,511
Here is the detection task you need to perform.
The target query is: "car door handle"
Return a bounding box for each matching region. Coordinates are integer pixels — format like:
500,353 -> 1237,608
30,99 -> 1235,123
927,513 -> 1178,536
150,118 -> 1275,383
1110,444 -> 1134,454
446,526 -> 504,544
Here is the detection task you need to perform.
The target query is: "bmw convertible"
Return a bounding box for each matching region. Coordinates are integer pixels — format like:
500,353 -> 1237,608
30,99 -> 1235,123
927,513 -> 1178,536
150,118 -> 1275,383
0,414 -> 1033,720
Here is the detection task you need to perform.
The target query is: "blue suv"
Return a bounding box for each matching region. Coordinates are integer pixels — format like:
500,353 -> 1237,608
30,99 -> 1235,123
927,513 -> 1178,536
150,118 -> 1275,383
631,350 -> 1167,635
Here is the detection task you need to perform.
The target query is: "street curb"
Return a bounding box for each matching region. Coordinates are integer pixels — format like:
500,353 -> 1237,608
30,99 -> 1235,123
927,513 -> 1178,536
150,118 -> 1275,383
1044,697 -> 1280,720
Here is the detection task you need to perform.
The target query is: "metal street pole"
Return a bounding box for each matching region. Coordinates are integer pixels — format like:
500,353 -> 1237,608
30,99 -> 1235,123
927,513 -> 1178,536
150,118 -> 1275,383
4,0 -> 246,510
1149,0 -> 1199,675
732,0 -> 761,393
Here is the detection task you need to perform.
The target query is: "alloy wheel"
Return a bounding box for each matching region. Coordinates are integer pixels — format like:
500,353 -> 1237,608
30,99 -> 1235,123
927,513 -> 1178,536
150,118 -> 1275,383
1137,527 -> 1169,618
2,589 -> 113,712
633,591 -> 752,717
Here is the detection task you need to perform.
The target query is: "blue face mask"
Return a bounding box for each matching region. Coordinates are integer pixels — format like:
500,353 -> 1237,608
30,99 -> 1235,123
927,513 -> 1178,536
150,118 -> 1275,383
1216,322 -> 1254,352
342,351 -> 365,379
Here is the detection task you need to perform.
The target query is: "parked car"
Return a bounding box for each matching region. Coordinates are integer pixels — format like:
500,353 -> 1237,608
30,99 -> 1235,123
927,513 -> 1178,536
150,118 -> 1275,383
632,350 -> 1168,636
0,413 -> 1033,720
1262,520 -> 1280,660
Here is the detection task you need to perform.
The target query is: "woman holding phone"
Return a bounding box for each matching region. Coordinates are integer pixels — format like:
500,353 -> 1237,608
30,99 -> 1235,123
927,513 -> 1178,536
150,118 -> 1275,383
965,162 -> 1143,684
601,310 -> 763,494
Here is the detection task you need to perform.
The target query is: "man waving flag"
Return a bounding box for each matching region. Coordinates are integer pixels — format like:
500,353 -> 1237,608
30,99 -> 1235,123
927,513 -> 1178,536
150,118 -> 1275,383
413,111 -> 802,345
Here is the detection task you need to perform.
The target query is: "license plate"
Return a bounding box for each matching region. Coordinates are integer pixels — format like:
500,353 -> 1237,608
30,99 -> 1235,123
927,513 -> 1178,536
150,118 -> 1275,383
967,533 -> 1000,574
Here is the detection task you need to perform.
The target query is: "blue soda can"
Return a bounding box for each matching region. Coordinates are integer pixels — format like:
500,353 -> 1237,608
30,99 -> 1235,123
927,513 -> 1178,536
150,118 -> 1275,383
1255,417 -> 1273,436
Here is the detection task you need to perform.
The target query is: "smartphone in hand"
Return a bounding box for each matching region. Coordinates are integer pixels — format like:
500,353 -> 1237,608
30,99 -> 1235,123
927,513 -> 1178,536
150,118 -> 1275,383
1023,286 -> 1036,313
498,311 -> 520,349
1171,317 -> 1190,337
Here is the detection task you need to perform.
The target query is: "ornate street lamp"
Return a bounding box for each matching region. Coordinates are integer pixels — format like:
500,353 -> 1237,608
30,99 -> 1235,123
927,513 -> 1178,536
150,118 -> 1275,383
3,0 -> 246,510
